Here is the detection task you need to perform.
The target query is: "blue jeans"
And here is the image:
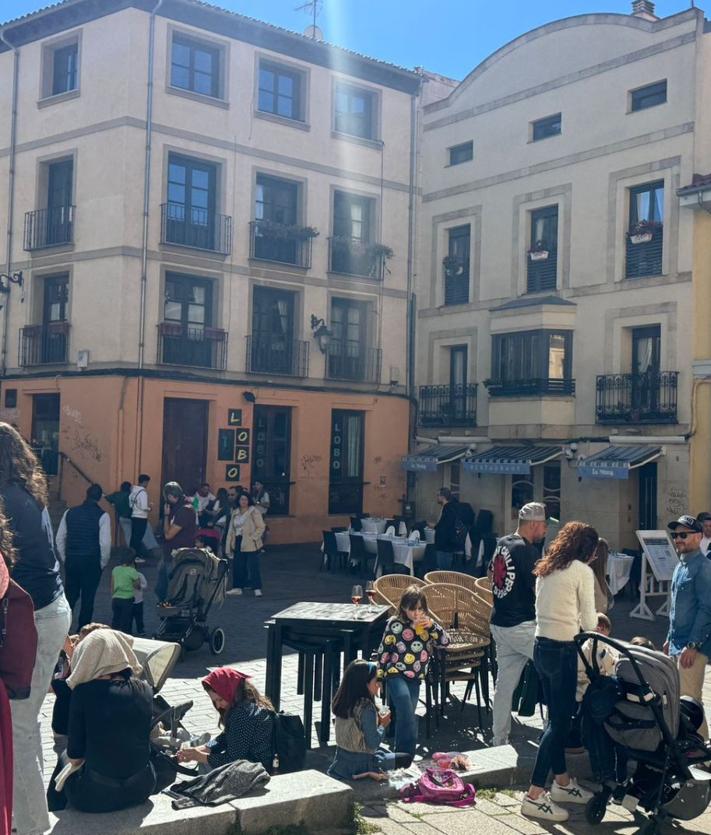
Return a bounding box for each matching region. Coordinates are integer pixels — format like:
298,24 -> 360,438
436,550 -> 453,569
387,675 -> 421,756
531,637 -> 578,788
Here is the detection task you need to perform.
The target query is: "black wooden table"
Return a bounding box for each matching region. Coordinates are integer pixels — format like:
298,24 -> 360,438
264,601 -> 390,744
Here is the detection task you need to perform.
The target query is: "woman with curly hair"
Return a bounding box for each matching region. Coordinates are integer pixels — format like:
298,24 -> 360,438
521,521 -> 599,824
0,423 -> 71,835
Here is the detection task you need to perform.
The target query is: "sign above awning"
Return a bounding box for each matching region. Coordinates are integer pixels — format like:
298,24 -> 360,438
578,444 -> 662,480
463,445 -> 562,475
401,444 -> 469,472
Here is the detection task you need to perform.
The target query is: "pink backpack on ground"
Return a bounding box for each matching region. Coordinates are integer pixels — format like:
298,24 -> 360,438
399,768 -> 476,807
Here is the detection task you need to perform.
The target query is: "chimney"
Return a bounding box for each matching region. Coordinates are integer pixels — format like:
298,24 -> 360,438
632,0 -> 658,21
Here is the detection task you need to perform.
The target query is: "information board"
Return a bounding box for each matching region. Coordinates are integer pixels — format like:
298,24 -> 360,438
636,530 -> 678,582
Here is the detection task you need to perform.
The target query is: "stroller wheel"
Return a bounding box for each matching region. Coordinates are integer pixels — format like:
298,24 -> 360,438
585,794 -> 607,825
210,627 -> 226,655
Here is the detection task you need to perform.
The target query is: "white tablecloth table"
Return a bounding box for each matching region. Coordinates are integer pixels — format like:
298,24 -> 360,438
608,552 -> 636,596
334,531 -> 426,575
361,518 -> 387,534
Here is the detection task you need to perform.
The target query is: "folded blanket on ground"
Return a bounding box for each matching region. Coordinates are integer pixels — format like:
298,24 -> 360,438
169,759 -> 269,808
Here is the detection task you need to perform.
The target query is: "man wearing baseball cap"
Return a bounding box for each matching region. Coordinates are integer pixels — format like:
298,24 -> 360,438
665,514 -> 711,739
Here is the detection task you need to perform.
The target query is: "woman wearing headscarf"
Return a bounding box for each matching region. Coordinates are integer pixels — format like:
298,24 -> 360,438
51,629 -> 156,813
177,667 -> 274,771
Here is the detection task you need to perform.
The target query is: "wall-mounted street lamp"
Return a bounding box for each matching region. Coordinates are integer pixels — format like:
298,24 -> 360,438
310,314 -> 332,354
0,271 -> 24,310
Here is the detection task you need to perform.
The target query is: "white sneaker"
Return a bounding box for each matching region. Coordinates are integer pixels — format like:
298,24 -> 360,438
226,588 -> 243,596
255,589 -> 263,597
135,557 -> 146,564
550,778 -> 593,805
521,793 -> 569,822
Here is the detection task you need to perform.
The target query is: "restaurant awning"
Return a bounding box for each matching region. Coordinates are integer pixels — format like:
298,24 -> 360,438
578,444 -> 662,480
463,445 -> 562,475
401,444 -> 469,472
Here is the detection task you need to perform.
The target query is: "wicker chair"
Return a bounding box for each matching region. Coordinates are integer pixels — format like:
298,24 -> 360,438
474,576 -> 493,607
372,574 -> 425,613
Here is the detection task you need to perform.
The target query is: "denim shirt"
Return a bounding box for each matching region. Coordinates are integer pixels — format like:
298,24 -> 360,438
667,549 -> 711,658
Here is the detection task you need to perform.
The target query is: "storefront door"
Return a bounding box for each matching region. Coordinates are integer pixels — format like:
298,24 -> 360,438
161,398 -> 208,496
638,462 -> 658,530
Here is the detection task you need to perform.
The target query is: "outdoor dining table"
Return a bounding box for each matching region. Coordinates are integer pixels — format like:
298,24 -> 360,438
264,601 -> 390,744
608,551 -> 636,596
334,531 -> 426,574
361,517 -> 387,534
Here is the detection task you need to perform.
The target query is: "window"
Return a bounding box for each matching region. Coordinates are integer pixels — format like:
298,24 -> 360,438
164,153 -> 223,252
170,34 -> 221,98
31,394 -> 60,476
41,38 -> 79,99
25,158 -> 74,251
252,406 -> 292,516
327,298 -> 372,381
626,181 -> 664,278
543,462 -> 561,521
443,225 -> 470,305
449,346 -> 468,422
334,83 -> 376,140
448,141 -> 473,166
630,80 -> 667,112
20,274 -> 69,367
527,205 -> 558,293
490,330 -> 574,395
532,113 -> 561,142
258,61 -> 303,121
253,175 -> 300,264
249,287 -> 303,376
331,191 -> 379,277
161,273 -> 217,368
329,410 -> 365,514
4,390 -> 17,409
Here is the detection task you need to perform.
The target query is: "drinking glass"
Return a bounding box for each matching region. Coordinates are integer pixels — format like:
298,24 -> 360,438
365,580 -> 376,611
351,584 -> 363,618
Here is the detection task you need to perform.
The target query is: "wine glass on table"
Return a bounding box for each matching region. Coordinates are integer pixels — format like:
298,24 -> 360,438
365,581 -> 376,612
351,584 -> 363,618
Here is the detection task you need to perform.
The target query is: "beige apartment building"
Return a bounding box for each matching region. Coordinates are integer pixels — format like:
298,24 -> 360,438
410,1 -> 711,550
0,0 -> 420,543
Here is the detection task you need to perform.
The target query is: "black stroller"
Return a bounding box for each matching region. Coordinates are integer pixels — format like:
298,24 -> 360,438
154,547 -> 229,655
575,632 -> 711,834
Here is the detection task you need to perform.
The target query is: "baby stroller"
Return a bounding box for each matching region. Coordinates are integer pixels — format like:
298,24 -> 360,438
576,632 -> 711,834
154,547 -> 229,655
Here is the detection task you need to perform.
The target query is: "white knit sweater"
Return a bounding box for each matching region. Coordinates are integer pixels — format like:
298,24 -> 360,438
535,560 -> 598,641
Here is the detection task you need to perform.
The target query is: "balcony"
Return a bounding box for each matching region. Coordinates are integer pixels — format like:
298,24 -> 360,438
486,377 -> 576,397
157,322 -> 227,370
443,256 -> 469,305
249,221 -> 314,268
23,206 -> 74,251
328,237 -> 389,280
418,384 -> 477,426
19,322 -> 70,366
626,223 -> 663,278
160,203 -> 232,255
596,371 -> 678,424
245,335 -> 309,377
326,345 -> 381,383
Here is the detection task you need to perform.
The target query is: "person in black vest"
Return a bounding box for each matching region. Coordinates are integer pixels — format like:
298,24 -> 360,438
56,483 -> 111,630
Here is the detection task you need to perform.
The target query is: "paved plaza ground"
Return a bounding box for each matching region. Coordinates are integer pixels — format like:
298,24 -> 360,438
42,544 -> 711,834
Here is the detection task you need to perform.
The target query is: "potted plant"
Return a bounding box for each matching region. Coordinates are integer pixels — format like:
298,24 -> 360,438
257,220 -> 319,241
627,219 -> 660,245
528,240 -> 549,261
367,243 -> 394,261
442,254 -> 465,276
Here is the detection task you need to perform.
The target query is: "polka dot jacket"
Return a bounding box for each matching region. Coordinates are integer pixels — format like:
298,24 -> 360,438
206,700 -> 274,771
376,616 -> 449,680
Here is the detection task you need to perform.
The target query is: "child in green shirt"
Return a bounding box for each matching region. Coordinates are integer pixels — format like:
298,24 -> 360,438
111,555 -> 141,634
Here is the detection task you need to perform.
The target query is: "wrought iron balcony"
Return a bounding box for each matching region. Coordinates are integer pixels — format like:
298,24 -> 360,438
19,322 -> 70,366
526,247 -> 557,293
326,345 -> 381,383
443,257 -> 470,305
160,203 -> 232,255
596,371 -> 678,424
625,223 -> 663,278
249,221 -> 313,268
23,206 -> 75,250
486,377 -> 576,397
245,335 -> 309,377
157,322 -> 227,370
328,237 -> 388,280
418,384 -> 477,426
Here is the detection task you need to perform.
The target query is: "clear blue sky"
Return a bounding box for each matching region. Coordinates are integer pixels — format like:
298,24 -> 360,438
1,0 -> 697,79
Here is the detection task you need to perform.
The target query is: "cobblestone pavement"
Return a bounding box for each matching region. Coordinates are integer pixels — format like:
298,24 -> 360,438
41,545 -> 711,833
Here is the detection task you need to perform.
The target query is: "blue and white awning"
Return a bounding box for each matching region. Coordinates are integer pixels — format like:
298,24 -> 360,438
578,444 -> 662,480
401,444 -> 469,472
463,445 -> 562,475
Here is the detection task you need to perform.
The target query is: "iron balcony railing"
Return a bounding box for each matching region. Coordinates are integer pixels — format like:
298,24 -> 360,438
23,206 -> 75,250
157,322 -> 227,370
596,371 -> 678,424
626,224 -> 663,279
418,384 -> 477,426
160,202 -> 232,255
486,377 -> 576,397
328,237 -> 386,280
245,335 -> 309,377
19,322 -> 70,366
443,257 -> 470,305
249,221 -> 313,268
326,345 -> 381,383
527,247 -> 557,293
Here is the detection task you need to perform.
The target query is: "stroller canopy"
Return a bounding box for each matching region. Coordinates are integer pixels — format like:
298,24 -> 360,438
132,636 -> 182,692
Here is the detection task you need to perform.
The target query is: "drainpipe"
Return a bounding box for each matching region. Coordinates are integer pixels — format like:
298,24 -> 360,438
0,29 -> 19,376
406,87 -> 419,400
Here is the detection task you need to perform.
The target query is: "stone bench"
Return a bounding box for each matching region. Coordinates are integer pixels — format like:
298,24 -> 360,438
48,769 -> 353,835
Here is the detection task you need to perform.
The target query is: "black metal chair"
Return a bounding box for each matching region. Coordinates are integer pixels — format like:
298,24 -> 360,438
321,530 -> 346,572
376,538 -> 409,577
350,516 -> 362,532
349,534 -> 373,580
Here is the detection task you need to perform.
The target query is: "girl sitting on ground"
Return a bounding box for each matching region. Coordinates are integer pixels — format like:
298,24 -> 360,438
376,586 -> 449,757
177,667 -> 274,771
328,659 -> 412,781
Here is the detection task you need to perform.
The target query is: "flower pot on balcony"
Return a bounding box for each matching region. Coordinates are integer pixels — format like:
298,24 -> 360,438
629,232 -> 653,245
528,249 -> 549,261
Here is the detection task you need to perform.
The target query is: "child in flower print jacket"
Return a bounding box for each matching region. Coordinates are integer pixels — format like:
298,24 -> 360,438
376,586 -> 449,755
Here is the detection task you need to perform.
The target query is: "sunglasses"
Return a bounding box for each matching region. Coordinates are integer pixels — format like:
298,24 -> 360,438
670,531 -> 695,540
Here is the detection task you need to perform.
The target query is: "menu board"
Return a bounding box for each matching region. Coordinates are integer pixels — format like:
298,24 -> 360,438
636,530 -> 679,582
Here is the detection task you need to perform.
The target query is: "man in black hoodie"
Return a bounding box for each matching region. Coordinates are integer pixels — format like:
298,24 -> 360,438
489,502 -> 547,746
434,487 -> 459,569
